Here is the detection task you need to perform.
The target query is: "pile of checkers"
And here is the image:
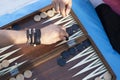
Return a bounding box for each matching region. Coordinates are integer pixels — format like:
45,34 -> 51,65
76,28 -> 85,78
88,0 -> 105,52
57,39 -> 112,80
33,8 -> 56,22
57,39 -> 91,67
9,70 -> 32,80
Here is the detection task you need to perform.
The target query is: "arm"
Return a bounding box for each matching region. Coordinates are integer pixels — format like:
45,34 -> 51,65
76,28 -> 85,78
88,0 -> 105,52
0,30 -> 26,45
52,0 -> 72,17
0,24 -> 68,45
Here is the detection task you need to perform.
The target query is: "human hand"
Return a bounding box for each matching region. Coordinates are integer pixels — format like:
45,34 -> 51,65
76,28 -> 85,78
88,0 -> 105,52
40,24 -> 68,45
52,0 -> 72,17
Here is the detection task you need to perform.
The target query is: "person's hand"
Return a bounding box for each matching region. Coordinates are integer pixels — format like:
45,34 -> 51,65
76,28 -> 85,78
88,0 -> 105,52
52,0 -> 72,17
40,24 -> 68,45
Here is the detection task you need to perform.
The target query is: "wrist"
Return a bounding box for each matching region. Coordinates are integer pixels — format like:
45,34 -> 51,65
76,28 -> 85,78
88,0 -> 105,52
26,28 -> 41,46
40,28 -> 44,44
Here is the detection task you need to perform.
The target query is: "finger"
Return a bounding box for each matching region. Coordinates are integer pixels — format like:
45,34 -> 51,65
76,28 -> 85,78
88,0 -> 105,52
61,26 -> 66,31
57,25 -> 66,31
60,36 -> 67,41
66,0 -> 72,15
52,0 -> 58,13
52,1 -> 56,10
59,29 -> 69,39
60,1 -> 66,17
55,1 -> 60,13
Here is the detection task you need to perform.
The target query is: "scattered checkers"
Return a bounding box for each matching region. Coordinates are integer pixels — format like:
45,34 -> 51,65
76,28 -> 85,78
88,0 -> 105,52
61,51 -> 70,59
1,60 -> 10,68
24,70 -> 32,78
75,44 -> 84,52
9,77 -> 16,80
33,15 -> 41,22
76,39 -> 91,52
66,24 -> 80,36
68,47 -> 78,56
95,71 -> 112,80
95,77 -> 101,80
57,57 -> 66,67
57,40 -> 92,67
16,74 -> 24,80
9,70 -> 32,80
40,12 -> 47,18
82,40 -> 91,48
103,72 -> 112,80
33,8 -> 55,22
47,10 -> 55,17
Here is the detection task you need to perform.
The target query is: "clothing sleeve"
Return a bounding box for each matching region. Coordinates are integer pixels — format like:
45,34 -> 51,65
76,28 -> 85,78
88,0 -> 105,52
95,4 -> 120,53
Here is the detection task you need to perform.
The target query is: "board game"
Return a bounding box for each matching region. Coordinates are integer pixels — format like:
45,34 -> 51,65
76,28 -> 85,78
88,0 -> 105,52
0,5 -> 116,80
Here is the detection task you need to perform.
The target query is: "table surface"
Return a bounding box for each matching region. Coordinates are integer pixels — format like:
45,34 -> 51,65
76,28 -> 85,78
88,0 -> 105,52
0,0 -> 120,79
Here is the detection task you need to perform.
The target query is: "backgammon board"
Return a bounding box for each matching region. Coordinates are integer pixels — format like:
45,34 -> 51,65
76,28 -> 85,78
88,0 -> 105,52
0,5 -> 116,80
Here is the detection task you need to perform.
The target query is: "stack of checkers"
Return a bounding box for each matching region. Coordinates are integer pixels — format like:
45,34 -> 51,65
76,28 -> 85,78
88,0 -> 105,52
57,40 -> 91,66
33,8 -> 56,22
9,70 -> 32,80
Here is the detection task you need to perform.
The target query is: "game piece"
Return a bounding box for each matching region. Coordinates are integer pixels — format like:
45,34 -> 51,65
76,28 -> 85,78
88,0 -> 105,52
47,10 -> 54,17
66,24 -> 80,36
16,74 -> 24,80
24,70 -> 32,78
57,57 -> 66,67
95,77 -> 101,80
9,77 -> 16,80
103,71 -> 112,80
34,15 -> 41,22
61,51 -> 70,59
68,47 -> 77,56
40,12 -> 47,18
1,60 -> 10,68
